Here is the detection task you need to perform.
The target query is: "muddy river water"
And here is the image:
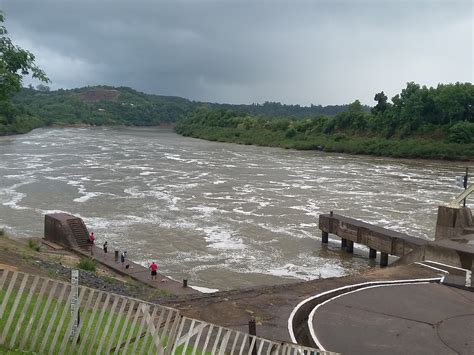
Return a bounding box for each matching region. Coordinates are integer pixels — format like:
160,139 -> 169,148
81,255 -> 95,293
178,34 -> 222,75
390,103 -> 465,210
0,127 -> 468,290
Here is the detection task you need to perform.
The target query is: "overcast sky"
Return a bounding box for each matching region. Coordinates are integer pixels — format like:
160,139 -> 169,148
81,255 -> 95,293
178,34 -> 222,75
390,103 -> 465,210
2,0 -> 473,105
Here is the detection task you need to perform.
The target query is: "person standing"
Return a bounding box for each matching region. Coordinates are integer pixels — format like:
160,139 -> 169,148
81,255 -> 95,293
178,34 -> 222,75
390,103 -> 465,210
149,262 -> 158,280
120,251 -> 125,267
89,232 -> 95,244
103,241 -> 108,254
88,232 -> 95,255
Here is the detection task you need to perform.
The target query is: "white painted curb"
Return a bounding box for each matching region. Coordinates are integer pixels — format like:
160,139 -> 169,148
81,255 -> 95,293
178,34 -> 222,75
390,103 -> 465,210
307,281 -> 434,351
287,277 -> 441,345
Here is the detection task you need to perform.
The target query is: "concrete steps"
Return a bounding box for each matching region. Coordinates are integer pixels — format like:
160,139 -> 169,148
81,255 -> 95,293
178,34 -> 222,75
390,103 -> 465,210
67,219 -> 89,249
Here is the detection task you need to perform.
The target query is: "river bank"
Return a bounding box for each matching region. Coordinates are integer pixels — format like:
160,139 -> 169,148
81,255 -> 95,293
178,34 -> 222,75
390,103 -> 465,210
175,125 -> 474,161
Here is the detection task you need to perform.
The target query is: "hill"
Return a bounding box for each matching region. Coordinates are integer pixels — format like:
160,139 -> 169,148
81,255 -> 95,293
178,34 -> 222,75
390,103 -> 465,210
1,85 -> 356,135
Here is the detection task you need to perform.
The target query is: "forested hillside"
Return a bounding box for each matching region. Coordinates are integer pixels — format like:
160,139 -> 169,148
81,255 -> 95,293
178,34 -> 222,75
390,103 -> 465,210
175,82 -> 474,160
1,85 -> 356,135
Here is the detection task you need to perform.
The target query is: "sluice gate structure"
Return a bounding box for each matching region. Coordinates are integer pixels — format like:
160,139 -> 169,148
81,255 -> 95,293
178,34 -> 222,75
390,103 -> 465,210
319,206 -> 474,288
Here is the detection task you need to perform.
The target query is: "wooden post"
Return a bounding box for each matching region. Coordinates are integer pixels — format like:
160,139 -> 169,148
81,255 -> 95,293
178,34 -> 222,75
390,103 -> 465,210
380,252 -> 389,267
248,319 -> 257,355
369,248 -> 377,259
322,231 -> 328,244
341,238 -> 347,248
346,240 -> 354,253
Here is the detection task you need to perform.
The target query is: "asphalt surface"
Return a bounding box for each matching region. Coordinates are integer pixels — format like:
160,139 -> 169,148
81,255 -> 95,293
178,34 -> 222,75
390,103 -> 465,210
312,283 -> 474,354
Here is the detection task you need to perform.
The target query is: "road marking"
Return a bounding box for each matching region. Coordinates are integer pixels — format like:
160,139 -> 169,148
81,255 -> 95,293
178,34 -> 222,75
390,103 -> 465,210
414,262 -> 449,274
287,277 -> 441,345
423,260 -> 472,287
307,281 -> 435,351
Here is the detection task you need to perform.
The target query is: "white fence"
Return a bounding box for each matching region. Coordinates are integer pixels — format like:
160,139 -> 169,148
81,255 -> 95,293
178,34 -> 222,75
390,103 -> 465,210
0,269 -> 335,354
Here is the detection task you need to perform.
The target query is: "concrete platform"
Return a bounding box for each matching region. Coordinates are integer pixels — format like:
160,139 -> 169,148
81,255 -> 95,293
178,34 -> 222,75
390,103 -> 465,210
75,244 -> 200,296
312,283 -> 474,354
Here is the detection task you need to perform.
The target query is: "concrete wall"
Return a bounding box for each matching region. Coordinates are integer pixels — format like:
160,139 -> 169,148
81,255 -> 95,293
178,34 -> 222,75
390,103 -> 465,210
44,213 -> 80,249
435,206 -> 473,240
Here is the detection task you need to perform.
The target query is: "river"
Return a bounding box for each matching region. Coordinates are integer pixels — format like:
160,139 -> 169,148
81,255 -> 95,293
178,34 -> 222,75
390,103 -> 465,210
0,127 -> 468,290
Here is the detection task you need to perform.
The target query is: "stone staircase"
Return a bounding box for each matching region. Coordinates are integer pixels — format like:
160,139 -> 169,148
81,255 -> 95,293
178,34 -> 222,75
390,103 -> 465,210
66,218 -> 90,249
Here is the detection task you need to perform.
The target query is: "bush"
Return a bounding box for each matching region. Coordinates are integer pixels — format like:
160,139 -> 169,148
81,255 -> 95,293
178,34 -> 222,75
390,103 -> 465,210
285,127 -> 296,138
0,229 -> 4,236
447,121 -> 474,144
77,258 -> 97,272
27,239 -> 41,251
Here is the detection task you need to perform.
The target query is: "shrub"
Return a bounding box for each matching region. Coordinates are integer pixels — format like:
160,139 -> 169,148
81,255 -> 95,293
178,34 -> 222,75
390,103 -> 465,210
77,258 -> 97,272
27,239 -> 41,251
285,127 -> 296,138
447,121 -> 474,144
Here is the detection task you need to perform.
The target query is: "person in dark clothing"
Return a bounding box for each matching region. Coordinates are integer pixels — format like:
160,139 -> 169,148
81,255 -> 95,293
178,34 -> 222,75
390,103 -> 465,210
120,251 -> 125,266
103,241 -> 108,254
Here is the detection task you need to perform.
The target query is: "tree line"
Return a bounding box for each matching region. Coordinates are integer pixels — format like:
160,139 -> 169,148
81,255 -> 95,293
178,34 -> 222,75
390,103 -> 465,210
175,82 -> 474,160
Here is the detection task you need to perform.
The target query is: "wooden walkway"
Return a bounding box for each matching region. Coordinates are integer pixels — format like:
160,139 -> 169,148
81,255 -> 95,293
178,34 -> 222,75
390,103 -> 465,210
75,244 -> 200,296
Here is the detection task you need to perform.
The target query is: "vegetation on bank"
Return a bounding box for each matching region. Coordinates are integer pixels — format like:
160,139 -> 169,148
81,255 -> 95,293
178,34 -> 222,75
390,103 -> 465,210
2,85 -> 358,135
77,257 -> 97,272
175,82 -> 474,160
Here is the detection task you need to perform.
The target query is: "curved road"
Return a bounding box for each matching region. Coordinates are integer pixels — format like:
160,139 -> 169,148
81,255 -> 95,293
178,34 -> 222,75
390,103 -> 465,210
310,282 -> 474,354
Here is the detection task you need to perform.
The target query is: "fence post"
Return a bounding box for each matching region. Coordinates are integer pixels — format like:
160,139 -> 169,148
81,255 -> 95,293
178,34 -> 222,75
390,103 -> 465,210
164,313 -> 182,355
249,319 -> 257,355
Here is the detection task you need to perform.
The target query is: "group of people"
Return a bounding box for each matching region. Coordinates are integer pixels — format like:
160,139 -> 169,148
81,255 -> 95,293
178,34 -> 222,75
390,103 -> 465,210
89,231 -> 159,280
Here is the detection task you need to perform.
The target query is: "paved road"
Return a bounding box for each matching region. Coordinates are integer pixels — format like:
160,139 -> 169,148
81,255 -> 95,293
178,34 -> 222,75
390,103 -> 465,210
312,283 -> 474,354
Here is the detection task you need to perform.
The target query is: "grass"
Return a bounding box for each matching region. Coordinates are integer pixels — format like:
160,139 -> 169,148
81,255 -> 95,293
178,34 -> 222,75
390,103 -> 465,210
27,239 -> 40,252
77,258 -> 97,272
0,287 -> 207,354
0,344 -> 36,354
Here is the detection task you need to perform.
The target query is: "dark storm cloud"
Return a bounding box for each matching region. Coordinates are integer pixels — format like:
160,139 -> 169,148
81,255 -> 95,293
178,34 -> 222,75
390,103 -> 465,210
2,0 -> 473,105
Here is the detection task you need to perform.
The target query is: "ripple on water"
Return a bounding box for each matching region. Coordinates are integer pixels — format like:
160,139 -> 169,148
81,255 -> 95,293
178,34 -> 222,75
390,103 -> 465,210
0,127 -> 468,289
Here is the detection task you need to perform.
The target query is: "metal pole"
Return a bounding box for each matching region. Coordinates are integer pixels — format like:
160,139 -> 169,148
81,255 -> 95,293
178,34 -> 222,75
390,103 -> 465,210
463,167 -> 468,207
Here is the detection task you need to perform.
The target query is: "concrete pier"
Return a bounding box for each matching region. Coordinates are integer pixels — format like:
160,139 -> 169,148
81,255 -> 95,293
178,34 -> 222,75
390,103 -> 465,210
341,238 -> 347,248
346,240 -> 354,253
369,248 -> 377,259
319,212 -> 474,272
380,252 -> 389,267
321,231 -> 328,244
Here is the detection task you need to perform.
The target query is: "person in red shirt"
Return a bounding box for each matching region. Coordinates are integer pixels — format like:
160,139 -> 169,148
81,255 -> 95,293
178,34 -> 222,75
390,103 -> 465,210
149,262 -> 158,280
89,232 -> 95,244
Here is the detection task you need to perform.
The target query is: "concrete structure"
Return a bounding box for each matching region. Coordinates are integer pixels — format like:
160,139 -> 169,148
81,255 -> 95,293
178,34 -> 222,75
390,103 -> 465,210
435,206 -> 473,241
319,211 -> 474,279
44,213 -> 200,295
44,213 -> 89,249
319,213 -> 429,267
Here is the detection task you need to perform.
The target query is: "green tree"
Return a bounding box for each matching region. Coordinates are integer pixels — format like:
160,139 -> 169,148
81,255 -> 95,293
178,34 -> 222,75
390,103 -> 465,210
372,91 -> 388,115
0,12 -> 49,121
